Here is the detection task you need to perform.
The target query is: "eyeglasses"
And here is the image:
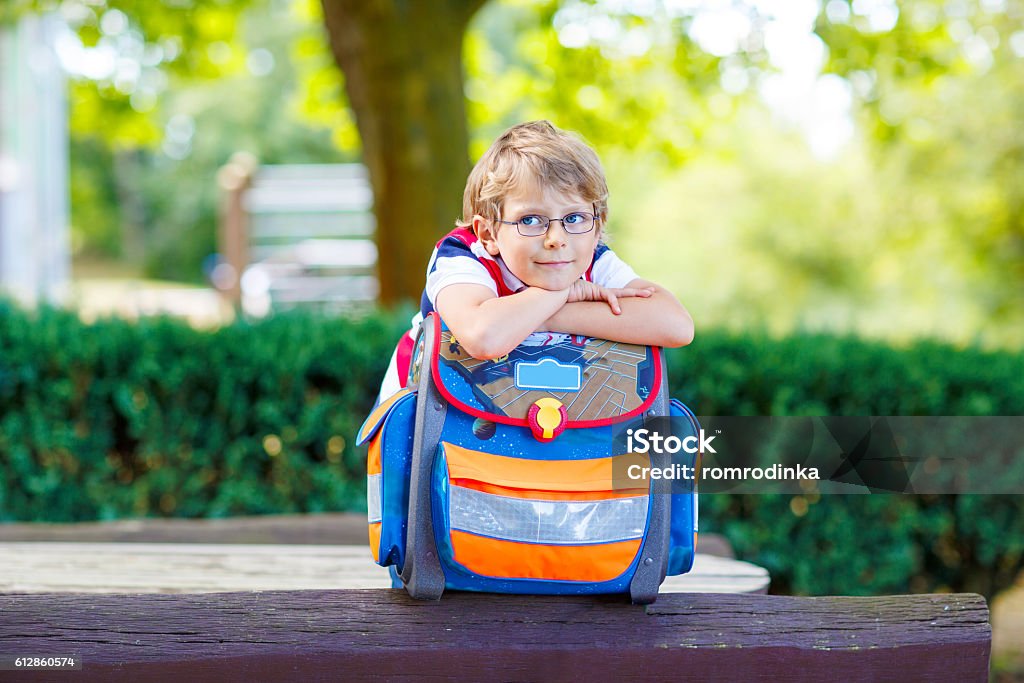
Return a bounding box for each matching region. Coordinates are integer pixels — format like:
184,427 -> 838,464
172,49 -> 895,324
495,209 -> 599,237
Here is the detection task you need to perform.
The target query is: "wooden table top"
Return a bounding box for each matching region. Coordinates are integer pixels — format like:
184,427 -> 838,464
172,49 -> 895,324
0,542 -> 769,595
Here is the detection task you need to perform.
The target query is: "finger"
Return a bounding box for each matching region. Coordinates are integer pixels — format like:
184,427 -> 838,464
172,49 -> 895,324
605,290 -> 621,314
610,288 -> 652,298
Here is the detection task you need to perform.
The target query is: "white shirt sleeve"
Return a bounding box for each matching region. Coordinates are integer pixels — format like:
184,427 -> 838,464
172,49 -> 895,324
589,246 -> 639,289
425,252 -> 498,309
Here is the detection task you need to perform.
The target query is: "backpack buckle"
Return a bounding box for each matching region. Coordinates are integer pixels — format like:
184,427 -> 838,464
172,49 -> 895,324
528,398 -> 567,442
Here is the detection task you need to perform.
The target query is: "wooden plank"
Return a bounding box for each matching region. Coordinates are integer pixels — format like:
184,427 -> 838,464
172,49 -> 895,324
0,544 -> 768,595
0,590 -> 990,682
243,185 -> 372,213
0,515 -> 735,558
255,240 -> 378,269
249,212 -> 375,240
0,513 -> 373,545
253,163 -> 368,182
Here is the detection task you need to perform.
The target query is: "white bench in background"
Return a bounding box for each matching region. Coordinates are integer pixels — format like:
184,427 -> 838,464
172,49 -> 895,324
218,158 -> 378,316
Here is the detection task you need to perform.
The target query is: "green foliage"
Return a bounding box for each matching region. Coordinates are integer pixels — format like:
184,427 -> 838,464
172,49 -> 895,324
21,0 -> 261,146
35,0 -> 1022,345
0,301 -> 410,520
64,2 -> 349,277
666,327 -> 1024,416
2,303 -> 1022,599
68,137 -> 123,257
465,1 -> 768,165
664,330 -> 1024,598
814,0 -> 1024,341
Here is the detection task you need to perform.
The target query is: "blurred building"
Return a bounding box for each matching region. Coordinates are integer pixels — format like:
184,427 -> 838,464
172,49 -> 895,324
0,14 -> 70,305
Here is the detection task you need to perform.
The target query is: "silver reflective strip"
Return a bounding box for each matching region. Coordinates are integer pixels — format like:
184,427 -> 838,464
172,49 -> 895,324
450,486 -> 648,545
367,474 -> 382,524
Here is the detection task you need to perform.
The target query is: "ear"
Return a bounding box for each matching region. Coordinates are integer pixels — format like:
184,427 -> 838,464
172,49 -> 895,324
473,215 -> 501,256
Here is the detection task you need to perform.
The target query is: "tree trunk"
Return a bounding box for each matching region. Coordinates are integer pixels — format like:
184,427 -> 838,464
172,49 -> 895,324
320,0 -> 488,305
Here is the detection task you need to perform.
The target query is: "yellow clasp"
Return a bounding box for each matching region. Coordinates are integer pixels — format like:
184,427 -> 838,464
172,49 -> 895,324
531,397 -> 565,441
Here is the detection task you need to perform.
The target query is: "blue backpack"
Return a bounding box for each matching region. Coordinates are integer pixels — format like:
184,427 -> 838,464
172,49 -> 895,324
357,313 -> 700,604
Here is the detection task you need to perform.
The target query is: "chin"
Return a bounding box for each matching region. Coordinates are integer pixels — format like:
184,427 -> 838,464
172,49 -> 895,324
544,276 -> 581,291
521,268 -> 586,291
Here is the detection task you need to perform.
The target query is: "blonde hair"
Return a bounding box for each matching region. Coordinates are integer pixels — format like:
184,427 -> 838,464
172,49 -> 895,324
458,121 -> 609,230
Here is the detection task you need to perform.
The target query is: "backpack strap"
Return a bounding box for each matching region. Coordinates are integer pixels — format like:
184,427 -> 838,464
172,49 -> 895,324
401,313 -> 448,600
627,349 -> 672,605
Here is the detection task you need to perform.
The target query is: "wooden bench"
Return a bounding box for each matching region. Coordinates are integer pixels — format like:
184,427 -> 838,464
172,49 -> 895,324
0,513 -> 735,557
0,589 -> 990,681
0,543 -> 767,595
0,517 -> 992,679
217,159 -> 378,315
0,515 -> 756,594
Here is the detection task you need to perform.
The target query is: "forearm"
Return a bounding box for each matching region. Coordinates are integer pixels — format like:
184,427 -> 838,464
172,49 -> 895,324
544,292 -> 694,347
450,286 -> 569,359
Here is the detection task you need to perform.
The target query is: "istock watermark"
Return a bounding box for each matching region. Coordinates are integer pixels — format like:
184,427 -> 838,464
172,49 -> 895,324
611,416 -> 1024,494
625,462 -> 820,482
626,427 -> 717,454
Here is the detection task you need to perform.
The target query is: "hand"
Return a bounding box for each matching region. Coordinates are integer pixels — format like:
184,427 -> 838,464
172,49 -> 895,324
565,280 -> 654,315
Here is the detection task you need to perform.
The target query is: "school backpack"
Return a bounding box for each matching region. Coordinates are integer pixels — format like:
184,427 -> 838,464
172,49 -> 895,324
356,313 -> 700,604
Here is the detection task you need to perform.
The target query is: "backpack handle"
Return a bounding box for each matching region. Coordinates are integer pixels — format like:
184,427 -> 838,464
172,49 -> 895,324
401,313 -> 448,600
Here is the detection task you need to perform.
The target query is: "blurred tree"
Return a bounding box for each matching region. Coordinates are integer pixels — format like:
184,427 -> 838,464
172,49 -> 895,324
18,0 -> 760,301
16,0 -> 490,302
816,0 -> 1024,339
463,1 -> 757,165
6,0 -> 259,143
312,0 -> 769,302
9,0 -> 259,274
318,0 -> 488,303
12,0 -> 1021,340
12,0 -> 348,281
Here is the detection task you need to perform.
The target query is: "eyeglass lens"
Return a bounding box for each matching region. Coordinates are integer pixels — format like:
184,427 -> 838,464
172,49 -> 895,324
517,213 -> 595,236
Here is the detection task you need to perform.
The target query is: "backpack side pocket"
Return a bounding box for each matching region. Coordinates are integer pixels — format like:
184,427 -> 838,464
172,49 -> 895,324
667,398 -> 700,576
358,388 -> 417,568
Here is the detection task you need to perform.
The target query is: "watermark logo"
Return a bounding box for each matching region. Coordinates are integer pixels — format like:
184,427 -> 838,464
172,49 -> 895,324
613,416 -> 1024,494
625,427 -> 717,454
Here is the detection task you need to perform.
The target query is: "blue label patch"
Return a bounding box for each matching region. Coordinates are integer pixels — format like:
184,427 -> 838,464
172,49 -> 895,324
514,358 -> 582,392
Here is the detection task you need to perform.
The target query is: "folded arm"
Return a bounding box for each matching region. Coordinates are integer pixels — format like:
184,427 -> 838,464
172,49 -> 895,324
541,278 -> 694,347
435,283 -> 570,360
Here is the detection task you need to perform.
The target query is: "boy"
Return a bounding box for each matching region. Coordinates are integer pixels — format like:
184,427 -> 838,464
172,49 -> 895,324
378,120 -> 692,401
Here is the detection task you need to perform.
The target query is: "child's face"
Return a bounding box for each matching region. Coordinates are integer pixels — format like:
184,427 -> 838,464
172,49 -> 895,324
475,182 -> 600,292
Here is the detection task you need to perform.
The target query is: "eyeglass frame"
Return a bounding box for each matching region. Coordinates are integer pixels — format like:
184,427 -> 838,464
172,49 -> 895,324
493,203 -> 601,237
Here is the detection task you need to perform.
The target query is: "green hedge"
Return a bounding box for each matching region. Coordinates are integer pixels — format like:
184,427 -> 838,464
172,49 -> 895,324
1,301 -> 1022,599
0,301 -> 410,521
665,332 -> 1024,599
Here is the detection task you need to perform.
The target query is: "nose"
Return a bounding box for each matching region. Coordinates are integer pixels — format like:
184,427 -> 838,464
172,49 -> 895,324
543,219 -> 569,248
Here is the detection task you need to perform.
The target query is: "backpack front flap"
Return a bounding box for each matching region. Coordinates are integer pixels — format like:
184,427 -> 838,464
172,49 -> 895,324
429,315 -> 663,441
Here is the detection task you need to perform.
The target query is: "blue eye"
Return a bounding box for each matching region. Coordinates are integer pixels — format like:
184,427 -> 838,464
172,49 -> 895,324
564,212 -> 588,225
519,215 -> 544,227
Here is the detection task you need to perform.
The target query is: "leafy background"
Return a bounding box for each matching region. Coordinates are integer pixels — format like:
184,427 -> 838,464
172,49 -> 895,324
9,0 -> 1019,345
1,0 -> 1022,670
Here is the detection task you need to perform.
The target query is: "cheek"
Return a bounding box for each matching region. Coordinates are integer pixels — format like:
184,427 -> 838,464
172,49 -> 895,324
578,237 -> 600,260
